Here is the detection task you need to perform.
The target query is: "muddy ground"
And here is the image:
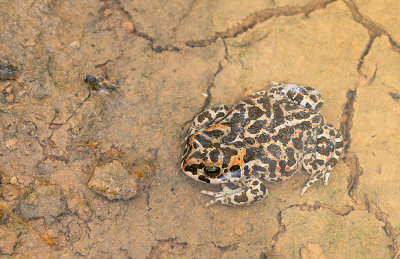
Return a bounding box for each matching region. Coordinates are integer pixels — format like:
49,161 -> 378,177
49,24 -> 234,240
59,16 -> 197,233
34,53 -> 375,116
0,0 -> 400,258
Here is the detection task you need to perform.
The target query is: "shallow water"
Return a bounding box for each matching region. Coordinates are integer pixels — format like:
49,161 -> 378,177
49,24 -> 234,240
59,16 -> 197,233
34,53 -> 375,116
0,0 -> 399,258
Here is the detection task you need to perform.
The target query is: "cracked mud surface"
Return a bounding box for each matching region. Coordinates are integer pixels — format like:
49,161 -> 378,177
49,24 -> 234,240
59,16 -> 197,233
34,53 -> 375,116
0,0 -> 399,258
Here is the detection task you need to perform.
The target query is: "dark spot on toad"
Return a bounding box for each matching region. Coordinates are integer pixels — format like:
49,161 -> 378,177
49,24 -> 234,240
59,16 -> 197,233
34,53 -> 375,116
221,132 -> 237,144
221,147 -> 238,167
244,137 -> 255,145
204,129 -> 224,138
230,112 -> 244,124
255,132 -> 270,143
272,127 -> 294,146
194,134 -> 212,148
209,149 -> 220,163
197,111 -> 213,124
184,164 -> 199,175
190,151 -> 207,159
260,183 -> 267,195
267,144 -> 281,159
252,165 -> 267,172
248,120 -> 265,134
198,175 -> 210,183
234,192 -> 248,203
248,106 -> 263,120
230,164 -> 241,172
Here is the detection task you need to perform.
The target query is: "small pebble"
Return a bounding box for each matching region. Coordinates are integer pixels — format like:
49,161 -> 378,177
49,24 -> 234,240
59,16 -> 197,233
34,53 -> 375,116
121,18 -> 135,33
4,85 -> 13,94
4,94 -> 14,103
103,9 -> 113,16
70,41 -> 81,49
5,138 -> 17,151
10,176 -> 17,185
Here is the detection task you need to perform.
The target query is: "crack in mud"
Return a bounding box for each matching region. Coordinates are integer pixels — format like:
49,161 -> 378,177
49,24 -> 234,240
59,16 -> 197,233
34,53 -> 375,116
339,89 -> 357,153
27,111 -> 69,164
270,209 -> 285,249
100,0 -> 182,53
343,0 -> 384,38
343,0 -> 400,54
198,40 -> 229,112
94,55 -> 123,75
389,92 -> 400,102
357,36 -> 376,72
199,63 -> 222,112
199,39 -> 230,112
222,39 -> 230,61
64,93 -> 92,126
120,248 -> 131,259
47,92 -> 91,143
293,202 -> 355,216
365,198 -> 397,256
145,185 -> 152,237
36,141 -> 69,164
339,55 -> 375,202
209,241 -> 238,252
185,0 -> 337,48
343,153 -> 364,203
335,8 -> 398,253
170,0 -> 198,36
34,87 -> 92,165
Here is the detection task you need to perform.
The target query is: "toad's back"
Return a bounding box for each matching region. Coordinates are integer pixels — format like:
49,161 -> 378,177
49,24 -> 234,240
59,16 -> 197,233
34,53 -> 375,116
196,94 -> 322,182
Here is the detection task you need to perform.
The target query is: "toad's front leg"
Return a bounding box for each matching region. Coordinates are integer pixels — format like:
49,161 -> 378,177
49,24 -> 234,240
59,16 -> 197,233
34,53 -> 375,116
201,175 -> 268,207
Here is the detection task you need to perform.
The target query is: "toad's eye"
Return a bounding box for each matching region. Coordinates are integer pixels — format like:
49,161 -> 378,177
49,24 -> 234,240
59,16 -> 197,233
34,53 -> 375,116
204,166 -> 221,178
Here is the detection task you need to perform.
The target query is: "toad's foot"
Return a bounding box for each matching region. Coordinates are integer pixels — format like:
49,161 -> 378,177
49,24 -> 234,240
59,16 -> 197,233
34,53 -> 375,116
300,166 -> 336,196
301,123 -> 343,196
201,176 -> 268,207
300,171 -> 325,196
268,83 -> 324,111
201,184 -> 243,207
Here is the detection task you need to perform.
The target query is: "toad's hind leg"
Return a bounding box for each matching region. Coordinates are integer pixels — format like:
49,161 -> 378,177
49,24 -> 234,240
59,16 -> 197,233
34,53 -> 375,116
201,175 -> 268,207
301,124 -> 344,195
268,82 -> 324,111
189,105 -> 228,135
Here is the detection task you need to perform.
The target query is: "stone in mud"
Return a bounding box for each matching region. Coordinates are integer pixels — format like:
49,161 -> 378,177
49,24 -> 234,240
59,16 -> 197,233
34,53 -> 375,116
87,160 -> 137,200
18,184 -> 66,223
301,243 -> 326,259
